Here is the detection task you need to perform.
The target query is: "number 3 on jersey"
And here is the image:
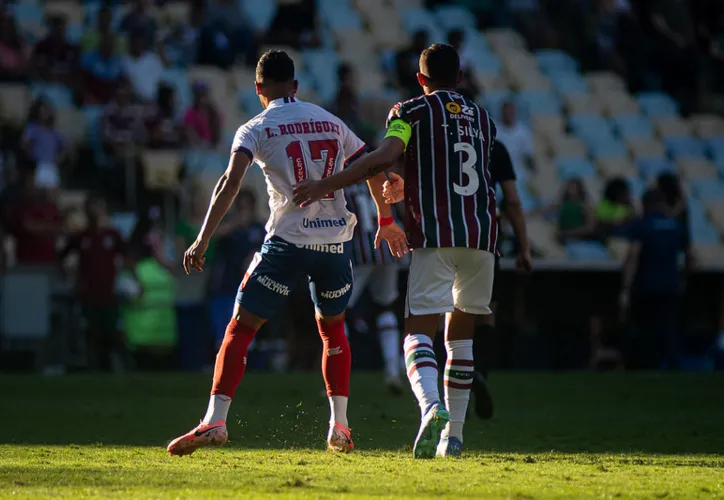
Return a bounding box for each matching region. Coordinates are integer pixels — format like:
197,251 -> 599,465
287,139 -> 340,200
453,142 -> 480,196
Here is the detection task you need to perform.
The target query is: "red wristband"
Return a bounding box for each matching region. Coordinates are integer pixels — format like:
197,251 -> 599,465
378,216 -> 394,226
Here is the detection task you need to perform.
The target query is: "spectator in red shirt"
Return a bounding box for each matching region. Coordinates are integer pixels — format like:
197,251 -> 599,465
59,195 -> 127,371
31,15 -> 79,85
10,172 -> 62,265
183,81 -> 221,148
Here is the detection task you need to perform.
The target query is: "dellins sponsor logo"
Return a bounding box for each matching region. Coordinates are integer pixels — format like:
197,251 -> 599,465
302,217 -> 347,229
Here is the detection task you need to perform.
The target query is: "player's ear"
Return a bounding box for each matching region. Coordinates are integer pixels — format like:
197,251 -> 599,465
255,81 -> 262,96
416,72 -> 426,88
456,70 -> 463,86
292,80 -> 298,95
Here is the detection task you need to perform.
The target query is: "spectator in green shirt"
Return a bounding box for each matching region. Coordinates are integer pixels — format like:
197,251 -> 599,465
81,5 -> 127,54
597,177 -> 635,237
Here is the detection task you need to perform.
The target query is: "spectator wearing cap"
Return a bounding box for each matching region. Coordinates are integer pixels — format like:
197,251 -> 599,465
183,81 -> 222,148
121,29 -> 165,102
80,33 -> 124,104
31,15 -> 78,85
81,5 -> 127,55
620,188 -> 694,369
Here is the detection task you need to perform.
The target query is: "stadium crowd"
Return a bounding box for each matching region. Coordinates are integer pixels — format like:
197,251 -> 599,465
0,0 -> 723,374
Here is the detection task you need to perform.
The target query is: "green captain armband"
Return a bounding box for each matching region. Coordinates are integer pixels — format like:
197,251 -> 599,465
384,119 -> 412,150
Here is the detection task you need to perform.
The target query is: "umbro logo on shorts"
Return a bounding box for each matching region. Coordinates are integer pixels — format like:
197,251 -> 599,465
327,347 -> 343,356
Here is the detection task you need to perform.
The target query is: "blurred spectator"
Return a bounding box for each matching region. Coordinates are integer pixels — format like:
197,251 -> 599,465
329,64 -> 375,145
130,205 -> 173,271
184,82 -> 222,148
174,187 -> 216,264
589,0 -> 627,73
9,171 -> 62,265
81,5 -> 127,55
59,195 -> 126,371
495,100 -> 535,175
146,84 -> 184,149
692,0 -> 724,92
208,189 -> 265,345
396,30 -> 429,99
507,0 -> 552,50
597,177 -> 634,237
621,188 -> 694,369
31,16 -> 78,85
267,0 -> 319,49
22,99 -> 67,188
81,33 -> 124,104
120,237 -> 178,370
648,0 -> 699,114
159,2 -> 203,68
195,0 -> 257,68
102,78 -> 147,155
119,0 -> 158,51
122,30 -> 165,102
656,172 -> 689,230
0,15 -> 28,82
447,30 -> 479,96
556,178 -> 597,242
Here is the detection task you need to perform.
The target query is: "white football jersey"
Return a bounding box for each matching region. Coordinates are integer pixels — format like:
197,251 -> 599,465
232,97 -> 367,245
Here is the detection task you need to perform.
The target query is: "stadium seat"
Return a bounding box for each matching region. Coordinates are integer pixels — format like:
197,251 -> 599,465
527,217 -> 567,258
302,49 -> 340,102
589,139 -> 627,159
652,116 -> 691,139
485,28 -> 526,51
240,0 -> 278,32
690,218 -> 721,245
611,115 -> 653,140
401,7 -> 445,42
469,52 -> 502,76
665,137 -> 707,158
557,158 -> 596,180
597,157 -> 637,179
690,114 -> 724,138
433,4 -> 476,31
188,66 -> 233,103
637,92 -> 679,117
564,94 -> 604,115
690,179 -> 724,201
636,158 -> 675,179
535,50 -> 579,75
509,71 -> 552,92
0,84 -> 29,125
142,150 -> 182,190
45,1 -> 83,25
9,1 -> 44,32
320,0 -> 363,33
55,108 -> 86,148
566,241 -> 610,261
473,73 -> 509,92
517,91 -> 562,117
529,170 -> 561,202
517,184 -> 538,210
598,91 -> 640,118
693,243 -> 724,265
549,72 -> 588,96
585,71 -> 626,93
677,157 -> 718,181
704,136 -> 724,161
238,88 -> 263,116
582,176 -> 603,204
532,114 -> 565,140
551,136 -> 587,160
627,137 -> 666,160
569,114 -> 611,138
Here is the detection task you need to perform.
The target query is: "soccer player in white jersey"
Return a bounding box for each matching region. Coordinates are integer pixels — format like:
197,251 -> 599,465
167,50 -> 408,456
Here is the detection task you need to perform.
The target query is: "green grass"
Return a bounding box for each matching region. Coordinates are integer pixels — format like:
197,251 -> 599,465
1,372 -> 723,499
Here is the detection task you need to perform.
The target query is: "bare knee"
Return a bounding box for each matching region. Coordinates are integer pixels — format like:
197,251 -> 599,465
445,308 -> 477,341
317,311 -> 345,326
405,314 -> 440,338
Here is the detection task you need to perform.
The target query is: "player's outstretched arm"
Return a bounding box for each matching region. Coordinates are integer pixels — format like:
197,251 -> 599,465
183,152 -> 250,274
292,137 -> 405,206
366,173 -> 409,258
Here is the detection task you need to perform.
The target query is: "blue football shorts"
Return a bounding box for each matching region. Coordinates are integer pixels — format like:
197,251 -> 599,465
236,236 -> 354,319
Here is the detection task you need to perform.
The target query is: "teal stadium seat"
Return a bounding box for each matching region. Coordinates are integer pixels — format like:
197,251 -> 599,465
589,139 -> 627,159
401,8 -> 445,43
689,179 -> 724,202
636,158 -> 675,179
319,0 -> 362,31
516,91 -> 562,117
665,137 -> 706,158
240,0 -> 278,32
30,84 -> 74,110
557,158 -> 596,179
637,92 -> 679,117
302,49 -> 339,103
9,2 -> 44,28
611,115 -> 654,140
434,5 -> 476,31
161,68 -> 192,112
549,72 -> 588,96
535,50 -> 579,75
566,241 -> 610,261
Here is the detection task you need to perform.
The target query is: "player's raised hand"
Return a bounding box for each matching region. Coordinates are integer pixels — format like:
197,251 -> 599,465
375,222 -> 409,258
382,173 -> 404,204
183,238 -> 208,275
292,180 -> 327,207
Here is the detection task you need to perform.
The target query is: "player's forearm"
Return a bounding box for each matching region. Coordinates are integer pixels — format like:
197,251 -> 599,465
197,173 -> 242,244
321,150 -> 394,194
366,173 -> 393,219
504,199 -> 530,254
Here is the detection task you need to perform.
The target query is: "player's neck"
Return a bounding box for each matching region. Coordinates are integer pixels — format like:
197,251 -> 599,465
425,86 -> 453,94
263,93 -> 295,108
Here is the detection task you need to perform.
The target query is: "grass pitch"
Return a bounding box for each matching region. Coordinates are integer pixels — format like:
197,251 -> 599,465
1,372 -> 723,499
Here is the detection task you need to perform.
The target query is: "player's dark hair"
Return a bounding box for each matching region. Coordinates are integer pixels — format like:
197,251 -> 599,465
642,188 -> 666,213
256,50 -> 295,84
420,43 -> 460,88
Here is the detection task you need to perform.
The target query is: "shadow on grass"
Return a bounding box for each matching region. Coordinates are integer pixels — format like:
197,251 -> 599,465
1,372 -> 724,455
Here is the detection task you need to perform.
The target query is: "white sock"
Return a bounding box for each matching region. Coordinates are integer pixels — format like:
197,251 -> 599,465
442,339 -> 474,442
329,395 -> 349,428
403,334 -> 440,416
377,311 -> 401,379
202,394 -> 232,424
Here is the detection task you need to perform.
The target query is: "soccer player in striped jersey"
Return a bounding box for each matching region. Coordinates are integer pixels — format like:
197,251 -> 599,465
293,43 -> 497,458
167,50 -> 408,457
344,183 -> 408,393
